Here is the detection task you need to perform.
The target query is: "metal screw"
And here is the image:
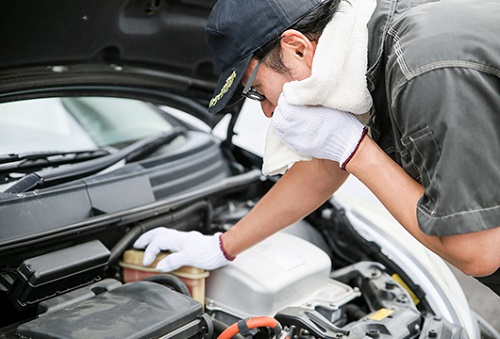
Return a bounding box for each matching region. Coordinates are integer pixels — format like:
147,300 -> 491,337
366,329 -> 380,338
385,281 -> 397,289
428,329 -> 438,338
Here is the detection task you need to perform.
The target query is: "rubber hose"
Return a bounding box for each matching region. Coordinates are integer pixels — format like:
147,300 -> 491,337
109,200 -> 210,263
142,273 -> 191,297
218,316 -> 281,339
212,319 -> 246,339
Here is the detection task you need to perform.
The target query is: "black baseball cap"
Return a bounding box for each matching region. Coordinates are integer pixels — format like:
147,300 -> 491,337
205,0 -> 325,114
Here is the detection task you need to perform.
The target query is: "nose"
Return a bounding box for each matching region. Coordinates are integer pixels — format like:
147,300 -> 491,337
260,101 -> 275,118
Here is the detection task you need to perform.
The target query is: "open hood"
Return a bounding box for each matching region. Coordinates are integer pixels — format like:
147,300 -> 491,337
0,0 -> 238,127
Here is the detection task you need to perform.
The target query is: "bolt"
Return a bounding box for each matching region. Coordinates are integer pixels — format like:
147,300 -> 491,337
428,329 -> 438,338
385,281 -> 397,289
366,329 -> 380,338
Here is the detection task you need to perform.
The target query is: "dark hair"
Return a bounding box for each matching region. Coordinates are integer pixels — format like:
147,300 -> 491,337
254,0 -> 341,74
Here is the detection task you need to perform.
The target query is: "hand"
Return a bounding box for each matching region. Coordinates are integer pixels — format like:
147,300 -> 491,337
272,93 -> 367,170
133,228 -> 233,272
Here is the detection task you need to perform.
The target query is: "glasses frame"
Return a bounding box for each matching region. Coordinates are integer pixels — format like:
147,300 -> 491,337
241,58 -> 266,102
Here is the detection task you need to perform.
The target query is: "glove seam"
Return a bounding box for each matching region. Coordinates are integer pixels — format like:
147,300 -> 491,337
219,234 -> 236,261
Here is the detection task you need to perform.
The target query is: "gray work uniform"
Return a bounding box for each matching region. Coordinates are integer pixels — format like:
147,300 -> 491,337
367,0 -> 500,236
365,0 -> 500,293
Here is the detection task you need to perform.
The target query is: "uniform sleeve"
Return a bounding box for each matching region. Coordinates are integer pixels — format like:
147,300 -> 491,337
390,66 -> 500,236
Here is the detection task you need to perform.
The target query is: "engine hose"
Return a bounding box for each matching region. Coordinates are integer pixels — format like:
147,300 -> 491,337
212,319 -> 246,339
142,273 -> 191,297
109,200 -> 211,264
217,316 -> 282,339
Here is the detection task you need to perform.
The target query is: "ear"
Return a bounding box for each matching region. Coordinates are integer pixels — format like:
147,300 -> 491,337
280,29 -> 316,69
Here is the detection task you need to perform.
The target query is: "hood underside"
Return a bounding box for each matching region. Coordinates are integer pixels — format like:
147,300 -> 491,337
0,0 -> 241,124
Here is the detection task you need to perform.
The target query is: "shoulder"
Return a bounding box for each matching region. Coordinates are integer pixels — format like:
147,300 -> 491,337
383,0 -> 500,97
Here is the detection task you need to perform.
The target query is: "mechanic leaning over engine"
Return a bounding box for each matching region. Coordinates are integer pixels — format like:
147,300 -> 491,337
134,0 -> 500,295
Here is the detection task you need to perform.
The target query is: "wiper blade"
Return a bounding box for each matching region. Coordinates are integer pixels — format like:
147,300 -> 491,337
0,150 -> 111,165
5,127 -> 186,194
0,150 -> 111,181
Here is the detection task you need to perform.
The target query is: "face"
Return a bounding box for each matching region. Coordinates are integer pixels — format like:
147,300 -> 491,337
242,59 -> 291,117
241,30 -> 316,118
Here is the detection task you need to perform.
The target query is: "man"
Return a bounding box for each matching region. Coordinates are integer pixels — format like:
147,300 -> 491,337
134,0 -> 500,294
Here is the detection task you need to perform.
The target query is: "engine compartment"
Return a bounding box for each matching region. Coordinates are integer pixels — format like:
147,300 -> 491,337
9,230 -> 426,339
0,134 -> 465,338
1,200 -> 463,339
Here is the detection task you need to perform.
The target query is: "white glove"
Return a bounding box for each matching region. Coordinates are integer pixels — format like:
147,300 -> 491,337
272,93 -> 367,170
133,228 -> 233,272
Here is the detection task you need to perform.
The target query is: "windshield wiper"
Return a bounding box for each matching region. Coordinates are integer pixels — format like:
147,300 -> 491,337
0,150 -> 111,184
5,127 -> 186,194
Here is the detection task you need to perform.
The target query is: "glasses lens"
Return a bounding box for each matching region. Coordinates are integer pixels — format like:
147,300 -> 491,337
242,58 -> 266,101
242,89 -> 265,101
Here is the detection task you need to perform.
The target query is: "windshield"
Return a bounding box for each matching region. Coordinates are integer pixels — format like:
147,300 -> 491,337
0,97 -> 175,154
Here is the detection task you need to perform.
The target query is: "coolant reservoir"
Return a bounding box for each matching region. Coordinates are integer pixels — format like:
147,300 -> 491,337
120,249 -> 209,305
205,232 -> 357,318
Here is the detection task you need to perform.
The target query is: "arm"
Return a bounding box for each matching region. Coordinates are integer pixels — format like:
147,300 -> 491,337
346,136 -> 500,277
134,157 -> 348,271
221,157 -> 349,257
271,94 -> 499,277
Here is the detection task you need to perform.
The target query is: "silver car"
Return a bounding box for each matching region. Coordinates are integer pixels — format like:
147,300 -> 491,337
0,1 -> 497,338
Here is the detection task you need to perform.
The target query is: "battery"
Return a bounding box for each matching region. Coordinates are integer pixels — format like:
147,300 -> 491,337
10,240 -> 110,310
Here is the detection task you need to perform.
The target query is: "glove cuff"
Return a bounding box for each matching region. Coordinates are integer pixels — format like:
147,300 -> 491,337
340,126 -> 368,171
218,233 -> 236,261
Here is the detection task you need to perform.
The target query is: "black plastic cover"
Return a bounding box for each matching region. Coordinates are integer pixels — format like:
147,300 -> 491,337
16,281 -> 206,339
10,240 -> 110,310
0,132 -> 228,253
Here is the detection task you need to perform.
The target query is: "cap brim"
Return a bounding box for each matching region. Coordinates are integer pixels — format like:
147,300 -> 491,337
208,54 -> 253,114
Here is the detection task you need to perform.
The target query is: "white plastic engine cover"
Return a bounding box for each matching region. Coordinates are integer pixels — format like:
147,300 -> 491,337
205,232 -> 355,318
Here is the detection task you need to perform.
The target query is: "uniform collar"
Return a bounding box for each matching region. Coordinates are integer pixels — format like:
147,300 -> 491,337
366,0 -> 398,91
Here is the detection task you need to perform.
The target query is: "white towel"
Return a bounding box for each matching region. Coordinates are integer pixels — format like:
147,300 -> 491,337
262,123 -> 311,176
262,0 -> 376,176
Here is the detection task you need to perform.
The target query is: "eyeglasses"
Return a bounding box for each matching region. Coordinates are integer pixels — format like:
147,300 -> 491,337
242,58 -> 266,102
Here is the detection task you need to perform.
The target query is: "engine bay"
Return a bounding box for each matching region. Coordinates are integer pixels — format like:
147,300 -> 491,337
10,231 -> 426,339
1,195 -> 464,339
0,130 -> 465,338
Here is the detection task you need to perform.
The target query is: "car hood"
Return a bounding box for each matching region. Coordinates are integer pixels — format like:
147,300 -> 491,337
0,0 -> 235,127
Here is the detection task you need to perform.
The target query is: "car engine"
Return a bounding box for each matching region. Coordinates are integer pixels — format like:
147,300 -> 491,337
5,216 -> 454,339
0,130 -> 465,338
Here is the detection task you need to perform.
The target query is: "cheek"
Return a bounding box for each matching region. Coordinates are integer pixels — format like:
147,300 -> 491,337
264,87 -> 281,106
263,77 -> 288,106
257,65 -> 291,106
